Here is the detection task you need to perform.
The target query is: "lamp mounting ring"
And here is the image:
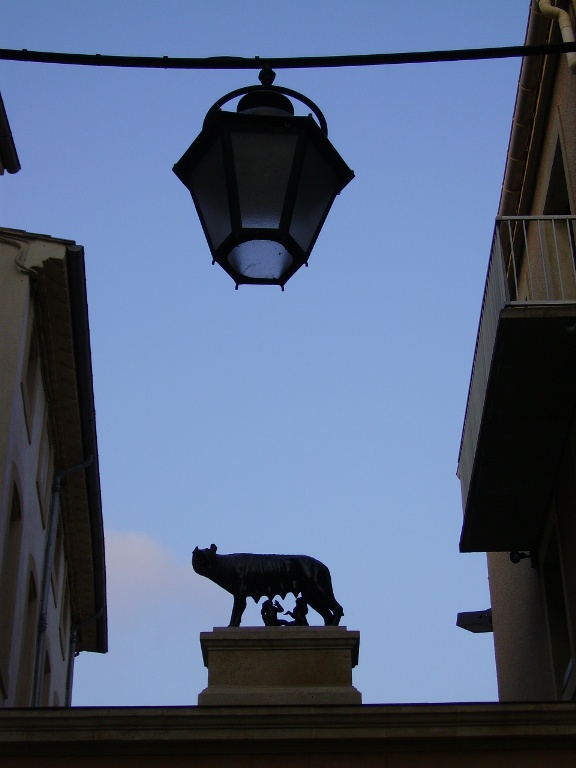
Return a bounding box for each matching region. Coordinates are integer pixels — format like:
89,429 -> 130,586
258,63 -> 276,87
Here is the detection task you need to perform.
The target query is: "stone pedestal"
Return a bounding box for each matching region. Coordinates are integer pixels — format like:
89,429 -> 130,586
198,626 -> 361,706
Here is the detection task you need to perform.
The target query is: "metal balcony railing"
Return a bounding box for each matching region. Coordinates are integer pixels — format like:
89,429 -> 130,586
458,215 -> 576,508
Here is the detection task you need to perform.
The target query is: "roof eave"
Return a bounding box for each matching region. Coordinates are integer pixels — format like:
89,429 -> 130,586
0,91 -> 20,174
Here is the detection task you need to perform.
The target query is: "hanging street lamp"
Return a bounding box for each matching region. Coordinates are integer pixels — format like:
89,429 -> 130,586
173,67 -> 354,289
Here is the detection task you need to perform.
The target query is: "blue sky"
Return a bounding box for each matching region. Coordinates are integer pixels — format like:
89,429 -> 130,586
1,1 -> 532,705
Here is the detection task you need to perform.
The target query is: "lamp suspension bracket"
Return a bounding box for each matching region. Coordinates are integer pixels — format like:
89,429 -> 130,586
173,67 -> 354,288
203,66 -> 330,136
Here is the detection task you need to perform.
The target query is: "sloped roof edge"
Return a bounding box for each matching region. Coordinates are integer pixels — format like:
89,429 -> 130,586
64,246 -> 107,653
499,3 -> 562,215
0,91 -> 20,174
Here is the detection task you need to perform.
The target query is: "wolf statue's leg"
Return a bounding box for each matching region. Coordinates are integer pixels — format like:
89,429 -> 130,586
229,594 -> 247,626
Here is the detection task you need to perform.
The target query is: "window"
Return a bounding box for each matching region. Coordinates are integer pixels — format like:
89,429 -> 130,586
51,519 -> 63,606
21,329 -> 40,442
0,485 -> 23,700
14,571 -> 38,706
542,140 -> 576,300
544,141 -> 571,216
36,422 -> 53,528
59,578 -> 70,661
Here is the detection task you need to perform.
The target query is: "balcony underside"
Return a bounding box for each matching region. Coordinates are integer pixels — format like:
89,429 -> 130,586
460,303 -> 576,553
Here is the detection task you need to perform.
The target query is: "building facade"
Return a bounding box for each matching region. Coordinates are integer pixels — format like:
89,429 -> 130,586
0,228 -> 107,707
458,0 -> 576,701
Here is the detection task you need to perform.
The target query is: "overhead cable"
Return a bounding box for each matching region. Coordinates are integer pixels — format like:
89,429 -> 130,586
0,43 -> 575,70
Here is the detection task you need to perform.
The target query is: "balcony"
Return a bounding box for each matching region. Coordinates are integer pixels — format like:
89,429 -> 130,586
458,216 -> 576,552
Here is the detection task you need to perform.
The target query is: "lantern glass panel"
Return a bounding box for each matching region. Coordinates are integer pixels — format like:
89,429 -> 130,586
289,142 -> 340,252
228,240 -> 292,280
188,141 -> 231,250
231,132 -> 298,228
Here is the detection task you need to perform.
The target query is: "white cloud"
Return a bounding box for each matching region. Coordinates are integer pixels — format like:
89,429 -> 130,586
103,530 -> 228,627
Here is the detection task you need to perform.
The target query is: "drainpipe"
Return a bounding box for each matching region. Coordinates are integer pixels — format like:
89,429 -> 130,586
31,456 -> 93,707
533,0 -> 576,72
500,2 -> 575,214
